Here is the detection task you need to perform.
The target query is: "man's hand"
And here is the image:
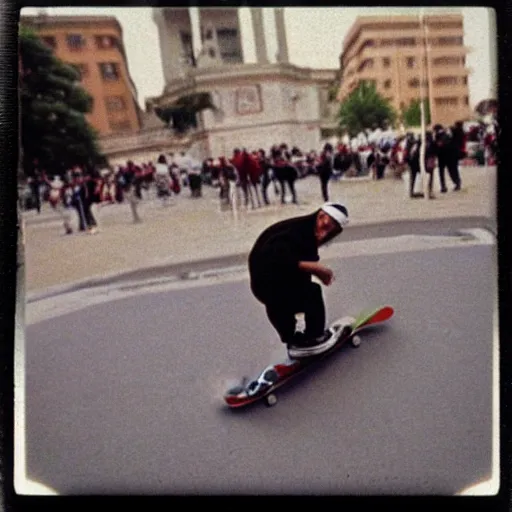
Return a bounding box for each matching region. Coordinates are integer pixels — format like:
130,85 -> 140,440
298,261 -> 335,286
315,265 -> 334,286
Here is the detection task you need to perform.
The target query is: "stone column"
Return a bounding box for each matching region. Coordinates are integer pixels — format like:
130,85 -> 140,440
189,7 -> 202,64
274,8 -> 289,63
250,8 -> 268,64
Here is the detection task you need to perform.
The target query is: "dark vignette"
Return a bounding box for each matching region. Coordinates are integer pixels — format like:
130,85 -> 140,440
0,0 -> 510,510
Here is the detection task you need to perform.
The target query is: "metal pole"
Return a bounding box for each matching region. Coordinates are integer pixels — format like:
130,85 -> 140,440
419,10 -> 429,199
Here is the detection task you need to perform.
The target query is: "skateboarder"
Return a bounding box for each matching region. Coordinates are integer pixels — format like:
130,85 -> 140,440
248,202 -> 349,358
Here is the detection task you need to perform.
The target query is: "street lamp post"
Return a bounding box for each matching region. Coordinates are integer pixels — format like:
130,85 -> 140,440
418,9 -> 430,200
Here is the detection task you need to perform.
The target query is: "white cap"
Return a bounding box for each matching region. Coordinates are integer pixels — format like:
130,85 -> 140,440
321,202 -> 349,227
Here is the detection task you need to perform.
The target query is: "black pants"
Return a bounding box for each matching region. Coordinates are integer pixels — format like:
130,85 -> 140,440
320,173 -> 331,202
409,164 -> 420,196
261,172 -> 271,205
75,199 -> 97,231
30,184 -> 41,213
438,156 -> 451,191
447,157 -> 461,188
274,167 -> 297,204
255,281 -> 325,344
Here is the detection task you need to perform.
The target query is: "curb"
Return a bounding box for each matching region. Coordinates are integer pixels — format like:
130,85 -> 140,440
26,216 -> 495,303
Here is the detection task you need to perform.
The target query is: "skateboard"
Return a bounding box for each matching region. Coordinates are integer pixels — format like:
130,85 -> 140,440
224,305 -> 394,408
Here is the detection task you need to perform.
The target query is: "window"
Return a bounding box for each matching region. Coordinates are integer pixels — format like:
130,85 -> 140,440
179,31 -> 195,66
41,36 -> 56,49
433,56 -> 460,66
217,28 -> 243,63
73,63 -> 89,80
464,96 -> 469,105
382,57 -> 391,68
109,119 -> 132,132
429,22 -> 463,30
436,36 -> 463,46
208,48 -> 215,58
105,95 -> 126,112
408,77 -> 420,88
435,76 -> 458,86
99,62 -> 120,81
406,57 -> 415,68
204,29 -> 213,40
383,79 -> 391,89
435,97 -> 458,106
358,58 -> 374,71
396,38 -> 416,47
462,76 -> 468,85
95,35 -> 117,49
380,39 -> 394,47
66,34 -> 85,50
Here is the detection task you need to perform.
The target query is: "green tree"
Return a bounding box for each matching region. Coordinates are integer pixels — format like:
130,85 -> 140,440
402,98 -> 431,127
19,26 -> 104,176
337,80 -> 397,137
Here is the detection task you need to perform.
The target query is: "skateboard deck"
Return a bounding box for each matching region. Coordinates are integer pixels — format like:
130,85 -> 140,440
224,305 -> 394,408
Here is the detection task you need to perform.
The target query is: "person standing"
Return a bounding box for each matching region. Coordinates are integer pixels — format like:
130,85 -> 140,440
406,134 -> 421,198
270,147 -> 298,205
123,162 -> 142,223
217,156 -> 238,211
257,149 -> 273,206
448,121 -> 464,191
71,171 -> 97,233
155,154 -> 172,206
375,148 -> 387,180
48,175 -> 73,234
434,125 -> 452,193
318,143 -> 333,201
188,163 -> 203,198
407,132 -> 436,199
424,131 -> 437,199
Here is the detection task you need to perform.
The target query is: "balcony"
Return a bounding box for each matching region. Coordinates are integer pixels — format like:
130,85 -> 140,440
431,83 -> 468,95
428,67 -> 470,79
427,44 -> 468,56
425,25 -> 463,36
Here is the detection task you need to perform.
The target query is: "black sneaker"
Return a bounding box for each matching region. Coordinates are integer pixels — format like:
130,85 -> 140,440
287,329 -> 337,359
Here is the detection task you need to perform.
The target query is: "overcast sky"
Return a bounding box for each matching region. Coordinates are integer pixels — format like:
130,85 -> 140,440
21,6 -> 497,110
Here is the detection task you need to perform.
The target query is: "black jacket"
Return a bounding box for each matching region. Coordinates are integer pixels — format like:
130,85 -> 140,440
248,213 -> 319,302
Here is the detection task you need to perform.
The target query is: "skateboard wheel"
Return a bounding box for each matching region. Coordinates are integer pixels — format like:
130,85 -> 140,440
351,335 -> 361,347
265,393 -> 278,407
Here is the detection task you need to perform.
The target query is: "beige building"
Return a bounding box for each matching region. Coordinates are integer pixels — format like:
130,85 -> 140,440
20,13 -> 142,136
337,13 -> 472,127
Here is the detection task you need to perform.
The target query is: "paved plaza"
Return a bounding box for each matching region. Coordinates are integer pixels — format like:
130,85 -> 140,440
23,166 -> 496,294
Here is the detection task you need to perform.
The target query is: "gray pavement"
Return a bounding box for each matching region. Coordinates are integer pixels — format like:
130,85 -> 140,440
19,233 -> 497,495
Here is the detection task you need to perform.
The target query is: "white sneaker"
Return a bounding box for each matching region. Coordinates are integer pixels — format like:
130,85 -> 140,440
287,329 -> 337,359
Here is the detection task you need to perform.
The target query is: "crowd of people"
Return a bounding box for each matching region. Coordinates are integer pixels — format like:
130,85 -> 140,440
21,119 -> 498,234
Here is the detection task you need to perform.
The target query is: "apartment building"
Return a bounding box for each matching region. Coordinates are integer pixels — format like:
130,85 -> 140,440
20,13 -> 142,135
337,14 -> 471,127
